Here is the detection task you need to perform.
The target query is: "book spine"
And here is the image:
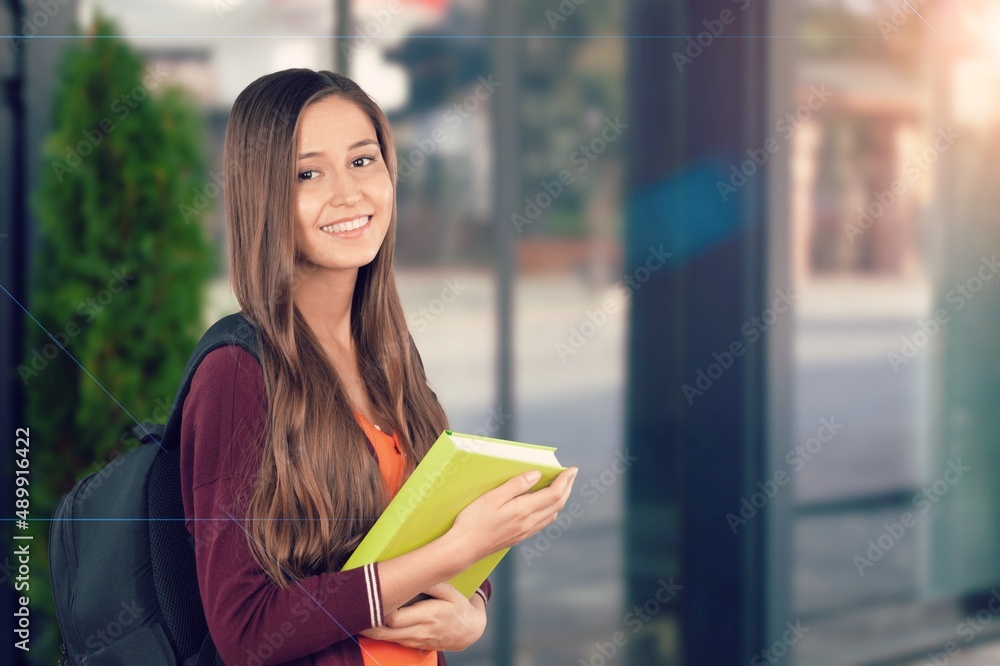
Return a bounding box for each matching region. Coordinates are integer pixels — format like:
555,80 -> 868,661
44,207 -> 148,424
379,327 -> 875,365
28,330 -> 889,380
344,433 -> 459,568
387,435 -> 460,525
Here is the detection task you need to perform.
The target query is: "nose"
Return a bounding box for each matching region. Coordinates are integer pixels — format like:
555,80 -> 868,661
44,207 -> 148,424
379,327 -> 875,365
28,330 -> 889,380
327,168 -> 362,208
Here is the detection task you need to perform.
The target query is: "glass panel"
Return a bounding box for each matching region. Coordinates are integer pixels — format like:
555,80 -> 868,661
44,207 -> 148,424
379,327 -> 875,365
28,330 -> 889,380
787,1 -> 1000,662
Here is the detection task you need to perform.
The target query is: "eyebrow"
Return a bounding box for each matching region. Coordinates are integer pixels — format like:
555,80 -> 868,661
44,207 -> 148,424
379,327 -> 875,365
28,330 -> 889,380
297,138 -> 378,160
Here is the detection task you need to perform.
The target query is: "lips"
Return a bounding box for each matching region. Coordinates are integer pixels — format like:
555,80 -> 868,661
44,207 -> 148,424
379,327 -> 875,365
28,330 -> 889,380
320,215 -> 372,234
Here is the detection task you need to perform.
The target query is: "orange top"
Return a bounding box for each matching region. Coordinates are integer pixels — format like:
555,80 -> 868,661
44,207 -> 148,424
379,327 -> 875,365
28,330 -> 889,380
353,411 -> 438,666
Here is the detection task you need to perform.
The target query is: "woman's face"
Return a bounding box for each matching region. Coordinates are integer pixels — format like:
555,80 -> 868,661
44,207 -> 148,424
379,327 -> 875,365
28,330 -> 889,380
293,95 -> 393,272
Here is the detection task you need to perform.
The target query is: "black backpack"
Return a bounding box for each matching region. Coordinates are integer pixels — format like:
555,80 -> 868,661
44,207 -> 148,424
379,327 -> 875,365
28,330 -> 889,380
49,313 -> 261,666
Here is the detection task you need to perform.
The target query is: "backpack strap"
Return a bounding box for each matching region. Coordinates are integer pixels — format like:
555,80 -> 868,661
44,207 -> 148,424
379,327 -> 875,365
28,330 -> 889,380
160,312 -> 262,452
190,632 -> 221,666
150,313 -> 260,665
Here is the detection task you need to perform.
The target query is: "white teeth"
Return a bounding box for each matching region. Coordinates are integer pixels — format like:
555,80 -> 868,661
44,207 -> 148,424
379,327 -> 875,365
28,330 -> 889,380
321,216 -> 370,234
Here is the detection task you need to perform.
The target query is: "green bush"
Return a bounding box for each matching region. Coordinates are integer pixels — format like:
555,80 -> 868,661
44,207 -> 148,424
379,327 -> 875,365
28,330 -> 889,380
19,10 -> 215,661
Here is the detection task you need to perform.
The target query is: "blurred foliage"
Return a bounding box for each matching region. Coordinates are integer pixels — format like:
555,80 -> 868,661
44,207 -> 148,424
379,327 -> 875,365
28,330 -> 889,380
516,0 -> 625,238
18,10 -> 215,661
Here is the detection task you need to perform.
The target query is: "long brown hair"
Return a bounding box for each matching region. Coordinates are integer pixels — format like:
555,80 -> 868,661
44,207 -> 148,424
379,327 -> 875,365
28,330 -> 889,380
223,68 -> 448,588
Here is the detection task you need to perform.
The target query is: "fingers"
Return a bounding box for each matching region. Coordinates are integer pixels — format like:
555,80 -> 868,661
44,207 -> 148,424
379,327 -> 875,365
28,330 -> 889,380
478,467 -> 578,512
373,600 -> 473,651
482,470 -> 544,505
502,467 -> 578,515
371,585 -> 487,652
385,604 -> 431,629
456,467 -> 578,558
512,469 -> 578,539
552,467 -> 579,496
558,467 -> 578,499
359,626 -> 390,640
422,582 -> 463,602
535,467 -> 578,499
386,585 -> 463,628
363,622 -> 428,644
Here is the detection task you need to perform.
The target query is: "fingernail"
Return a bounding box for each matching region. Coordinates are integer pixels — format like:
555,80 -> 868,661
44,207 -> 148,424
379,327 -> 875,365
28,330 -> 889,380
527,470 -> 542,483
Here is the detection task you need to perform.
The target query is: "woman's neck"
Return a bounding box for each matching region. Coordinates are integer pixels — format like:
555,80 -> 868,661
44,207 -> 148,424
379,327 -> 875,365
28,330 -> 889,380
293,262 -> 357,349
292,262 -> 385,427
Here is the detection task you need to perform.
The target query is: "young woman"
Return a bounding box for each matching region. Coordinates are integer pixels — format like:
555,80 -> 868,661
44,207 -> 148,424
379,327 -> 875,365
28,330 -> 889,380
179,68 -> 577,666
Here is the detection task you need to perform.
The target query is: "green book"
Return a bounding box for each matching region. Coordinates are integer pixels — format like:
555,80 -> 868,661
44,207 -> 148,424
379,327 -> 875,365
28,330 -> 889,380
342,429 -> 567,597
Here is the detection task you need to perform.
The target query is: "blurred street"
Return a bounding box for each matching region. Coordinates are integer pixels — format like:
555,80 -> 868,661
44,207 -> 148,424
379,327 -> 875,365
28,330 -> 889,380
208,271 -> 938,664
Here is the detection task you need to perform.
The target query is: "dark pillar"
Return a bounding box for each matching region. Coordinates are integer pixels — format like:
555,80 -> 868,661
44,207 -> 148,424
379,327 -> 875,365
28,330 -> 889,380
333,0 -> 350,75
1,3 -> 29,660
1,2 -> 77,663
489,2 -> 519,665
624,1 -> 775,663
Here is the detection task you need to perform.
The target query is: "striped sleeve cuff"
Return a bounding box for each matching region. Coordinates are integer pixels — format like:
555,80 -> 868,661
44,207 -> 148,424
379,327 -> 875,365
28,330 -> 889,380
474,588 -> 489,606
363,563 -> 385,627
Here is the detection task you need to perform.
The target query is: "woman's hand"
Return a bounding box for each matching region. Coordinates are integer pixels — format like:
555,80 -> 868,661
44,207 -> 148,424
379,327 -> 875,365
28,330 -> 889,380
449,467 -> 578,564
368,466 -> 577,617
359,583 -> 486,651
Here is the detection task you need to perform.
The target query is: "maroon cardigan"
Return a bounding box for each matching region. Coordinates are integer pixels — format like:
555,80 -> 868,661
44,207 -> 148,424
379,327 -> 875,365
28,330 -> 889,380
179,345 -> 490,666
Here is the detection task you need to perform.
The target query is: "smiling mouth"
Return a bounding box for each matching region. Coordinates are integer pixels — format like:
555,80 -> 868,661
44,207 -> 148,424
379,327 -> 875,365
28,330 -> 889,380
320,215 -> 372,234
